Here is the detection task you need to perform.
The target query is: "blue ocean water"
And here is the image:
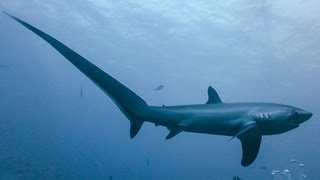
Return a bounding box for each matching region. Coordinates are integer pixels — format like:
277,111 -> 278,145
0,1 -> 319,179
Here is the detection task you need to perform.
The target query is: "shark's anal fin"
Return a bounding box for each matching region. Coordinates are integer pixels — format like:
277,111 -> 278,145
166,127 -> 182,140
228,122 -> 257,141
206,86 -> 222,104
238,133 -> 262,167
130,119 -> 144,139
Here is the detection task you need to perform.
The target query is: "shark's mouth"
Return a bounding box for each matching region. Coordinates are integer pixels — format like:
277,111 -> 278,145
291,118 -> 301,127
290,121 -> 300,128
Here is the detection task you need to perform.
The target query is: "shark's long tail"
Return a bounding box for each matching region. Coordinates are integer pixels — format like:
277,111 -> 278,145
3,12 -> 148,138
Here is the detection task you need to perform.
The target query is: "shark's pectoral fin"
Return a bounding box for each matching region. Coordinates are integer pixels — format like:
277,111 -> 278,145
130,119 -> 144,139
228,122 -> 257,141
206,86 -> 222,104
166,127 -> 182,140
238,133 -> 262,167
229,121 -> 261,166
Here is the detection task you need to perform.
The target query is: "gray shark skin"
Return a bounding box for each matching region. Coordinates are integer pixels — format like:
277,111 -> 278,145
3,12 -> 313,167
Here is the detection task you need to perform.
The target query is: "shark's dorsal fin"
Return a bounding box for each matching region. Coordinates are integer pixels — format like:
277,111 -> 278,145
238,133 -> 262,167
228,122 -> 257,141
206,86 -> 222,104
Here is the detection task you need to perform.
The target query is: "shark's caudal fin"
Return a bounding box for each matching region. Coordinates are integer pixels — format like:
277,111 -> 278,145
3,12 -> 148,138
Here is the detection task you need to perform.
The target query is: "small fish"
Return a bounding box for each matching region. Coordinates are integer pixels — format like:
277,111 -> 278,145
233,176 -> 242,180
154,85 -> 164,91
290,159 -> 296,163
80,88 -> 83,97
145,157 -> 150,167
298,163 -> 305,167
258,165 -> 268,170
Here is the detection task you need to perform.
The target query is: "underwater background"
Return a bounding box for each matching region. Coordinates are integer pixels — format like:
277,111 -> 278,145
0,0 -> 319,179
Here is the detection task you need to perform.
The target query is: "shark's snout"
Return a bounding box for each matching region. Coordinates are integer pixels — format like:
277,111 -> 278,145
301,110 -> 313,120
294,109 -> 312,124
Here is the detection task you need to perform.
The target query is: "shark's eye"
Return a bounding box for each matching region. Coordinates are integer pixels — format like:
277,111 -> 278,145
294,112 -> 299,117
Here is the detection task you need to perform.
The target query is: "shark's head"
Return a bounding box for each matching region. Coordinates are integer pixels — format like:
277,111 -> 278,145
253,105 -> 312,134
290,108 -> 313,125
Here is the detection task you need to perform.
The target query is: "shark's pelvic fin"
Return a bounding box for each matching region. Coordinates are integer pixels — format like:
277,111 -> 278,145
238,133 -> 262,167
166,127 -> 182,139
228,122 -> 257,142
206,86 -> 222,104
3,12 -> 149,139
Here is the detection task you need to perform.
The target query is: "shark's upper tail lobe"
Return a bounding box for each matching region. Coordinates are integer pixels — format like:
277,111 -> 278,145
3,12 -> 148,138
